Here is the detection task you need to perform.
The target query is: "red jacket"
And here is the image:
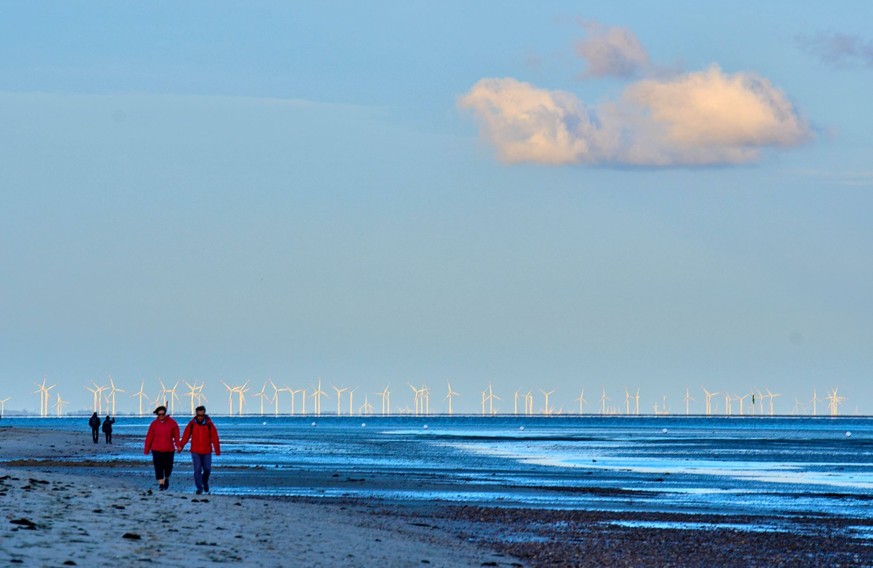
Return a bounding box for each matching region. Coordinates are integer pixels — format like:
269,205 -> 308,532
143,416 -> 180,454
179,416 -> 221,455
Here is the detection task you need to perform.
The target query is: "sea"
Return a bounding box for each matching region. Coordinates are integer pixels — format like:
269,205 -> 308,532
4,415 -> 873,526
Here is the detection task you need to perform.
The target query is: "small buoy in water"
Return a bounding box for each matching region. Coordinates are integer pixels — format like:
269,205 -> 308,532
519,426 -> 525,431
262,422 -> 267,425
311,422 -> 317,427
846,431 -> 852,438
423,424 -> 428,429
662,428 -> 668,434
361,423 -> 366,428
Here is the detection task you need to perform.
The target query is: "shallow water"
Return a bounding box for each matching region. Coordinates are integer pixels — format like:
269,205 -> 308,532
4,415 -> 872,518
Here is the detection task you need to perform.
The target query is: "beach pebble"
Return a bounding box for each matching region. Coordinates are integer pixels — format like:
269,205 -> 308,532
122,532 -> 141,540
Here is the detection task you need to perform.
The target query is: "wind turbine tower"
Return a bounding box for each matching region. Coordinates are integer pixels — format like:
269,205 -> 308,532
684,387 -> 694,415
576,389 -> 587,415
446,382 -> 459,416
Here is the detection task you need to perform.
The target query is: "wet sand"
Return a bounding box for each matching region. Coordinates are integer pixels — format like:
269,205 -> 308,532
2,425 -> 872,567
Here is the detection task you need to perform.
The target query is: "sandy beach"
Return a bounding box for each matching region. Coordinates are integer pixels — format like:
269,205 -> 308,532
0,426 -> 511,567
3,424 -> 872,568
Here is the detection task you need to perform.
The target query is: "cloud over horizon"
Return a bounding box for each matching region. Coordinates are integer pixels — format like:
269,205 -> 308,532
460,23 -> 811,167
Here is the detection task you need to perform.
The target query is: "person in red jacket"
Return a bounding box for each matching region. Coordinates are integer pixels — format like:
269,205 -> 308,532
143,405 -> 180,491
177,405 -> 221,494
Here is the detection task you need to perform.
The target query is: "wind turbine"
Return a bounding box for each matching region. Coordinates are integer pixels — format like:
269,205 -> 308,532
540,389 -> 556,416
184,382 -> 201,415
810,389 -> 820,416
735,392 -> 750,416
624,387 -> 632,415
486,384 -> 500,416
332,385 -> 348,416
0,397 -> 10,418
575,389 -> 587,415
600,388 -> 609,416
827,387 -> 844,416
269,381 -> 280,416
254,382 -> 269,415
106,376 -> 124,415
165,381 -> 181,414
195,382 -> 208,407
420,384 -> 431,415
55,393 -> 69,417
359,395 -> 374,415
409,383 -> 423,416
221,381 -> 236,415
684,387 -> 694,415
525,390 -> 533,416
376,385 -> 391,416
446,382 -> 460,416
34,378 -> 56,417
723,392 -> 732,416
702,387 -> 719,417
234,381 -> 250,415
765,388 -> 782,416
348,387 -> 356,416
311,379 -> 327,416
634,388 -> 641,415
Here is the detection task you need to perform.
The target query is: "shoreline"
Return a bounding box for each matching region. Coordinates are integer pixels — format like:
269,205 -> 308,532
3,426 -> 873,567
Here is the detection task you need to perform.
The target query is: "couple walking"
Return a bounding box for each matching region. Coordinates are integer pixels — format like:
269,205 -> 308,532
143,405 -> 221,494
88,413 -> 115,443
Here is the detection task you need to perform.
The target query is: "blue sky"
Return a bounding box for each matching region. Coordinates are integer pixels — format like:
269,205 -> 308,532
1,2 -> 872,415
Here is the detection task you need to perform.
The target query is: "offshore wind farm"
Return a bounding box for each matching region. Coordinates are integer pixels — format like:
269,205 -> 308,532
0,376 -> 858,418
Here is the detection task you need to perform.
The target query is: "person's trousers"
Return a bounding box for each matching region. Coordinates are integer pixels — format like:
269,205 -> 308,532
151,450 -> 175,480
191,452 -> 212,490
91,428 -> 99,443
104,432 -> 112,444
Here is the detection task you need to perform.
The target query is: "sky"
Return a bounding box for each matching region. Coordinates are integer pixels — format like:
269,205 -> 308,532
1,2 -> 872,416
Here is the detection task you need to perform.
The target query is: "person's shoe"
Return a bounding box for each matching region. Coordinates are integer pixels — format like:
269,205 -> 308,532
159,484 -> 166,491
196,489 -> 203,495
165,478 -> 170,490
203,483 -> 209,493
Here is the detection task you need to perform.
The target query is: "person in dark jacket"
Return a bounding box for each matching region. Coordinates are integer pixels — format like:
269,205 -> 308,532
177,405 -> 221,494
101,415 -> 115,444
88,412 -> 101,444
144,406 -> 180,491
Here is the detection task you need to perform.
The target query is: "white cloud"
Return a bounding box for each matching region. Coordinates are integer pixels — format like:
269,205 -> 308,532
575,21 -> 650,78
457,78 -> 608,165
459,66 -> 811,167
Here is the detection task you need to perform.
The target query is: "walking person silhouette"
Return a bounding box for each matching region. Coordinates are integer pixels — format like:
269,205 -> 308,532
144,406 -> 180,491
88,412 -> 100,444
